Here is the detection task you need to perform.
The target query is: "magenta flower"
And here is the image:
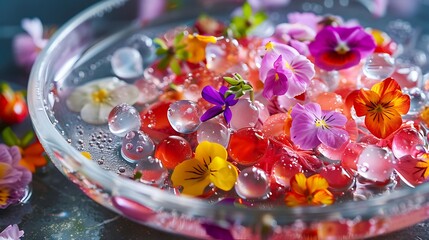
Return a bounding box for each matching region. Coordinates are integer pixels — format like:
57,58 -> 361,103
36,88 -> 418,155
200,86 -> 238,124
0,144 -> 32,209
287,12 -> 322,32
308,26 -> 376,71
12,18 -> 48,71
259,41 -> 315,99
0,225 -> 24,239
290,103 -> 349,150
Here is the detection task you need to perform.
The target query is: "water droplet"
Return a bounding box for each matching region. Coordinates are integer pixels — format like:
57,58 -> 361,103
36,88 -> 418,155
363,53 -> 395,80
111,47 -> 144,79
197,120 -> 230,147
121,130 -> 154,163
134,156 -> 168,186
167,100 -> 201,134
108,103 -> 141,137
235,167 -> 269,200
229,99 -> 259,131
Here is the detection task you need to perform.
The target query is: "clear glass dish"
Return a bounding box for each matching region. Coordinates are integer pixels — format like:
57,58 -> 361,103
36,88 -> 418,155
28,0 -> 429,239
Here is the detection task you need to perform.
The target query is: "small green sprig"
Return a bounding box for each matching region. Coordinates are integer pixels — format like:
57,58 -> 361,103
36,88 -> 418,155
154,32 -> 189,75
228,2 -> 267,39
223,73 -> 254,102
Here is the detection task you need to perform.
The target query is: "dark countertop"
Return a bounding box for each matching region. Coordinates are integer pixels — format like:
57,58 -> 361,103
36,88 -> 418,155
1,1 -> 429,239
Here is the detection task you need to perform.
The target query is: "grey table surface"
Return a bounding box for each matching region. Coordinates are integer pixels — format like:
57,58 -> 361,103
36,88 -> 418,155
1,1 -> 429,239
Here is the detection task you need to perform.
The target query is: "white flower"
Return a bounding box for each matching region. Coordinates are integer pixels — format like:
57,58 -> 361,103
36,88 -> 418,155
66,77 -> 139,124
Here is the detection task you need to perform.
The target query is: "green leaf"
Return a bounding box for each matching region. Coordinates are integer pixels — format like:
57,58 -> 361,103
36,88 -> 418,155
223,77 -> 239,85
253,12 -> 268,25
229,85 -> 241,92
158,56 -> 171,70
242,2 -> 253,18
170,58 -> 182,75
154,38 -> 168,49
242,84 -> 252,91
174,32 -> 185,46
1,127 -> 20,146
156,48 -> 168,56
134,171 -> 142,180
21,131 -> 35,147
175,49 -> 189,61
235,91 -> 244,98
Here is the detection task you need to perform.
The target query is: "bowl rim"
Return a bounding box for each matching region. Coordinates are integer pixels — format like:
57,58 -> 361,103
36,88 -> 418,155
27,0 -> 429,223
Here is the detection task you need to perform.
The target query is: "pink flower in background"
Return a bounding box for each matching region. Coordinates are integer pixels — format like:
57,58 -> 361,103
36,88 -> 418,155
358,0 -> 419,18
0,224 -> 24,239
308,26 -> 375,71
287,12 -> 322,32
12,18 -> 48,71
0,144 -> 32,209
248,0 -> 290,10
267,23 -> 316,55
290,103 -> 349,150
260,41 -> 314,99
138,0 -> 166,23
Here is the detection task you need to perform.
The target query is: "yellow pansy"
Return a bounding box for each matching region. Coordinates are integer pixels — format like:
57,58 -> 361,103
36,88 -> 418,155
171,141 -> 238,196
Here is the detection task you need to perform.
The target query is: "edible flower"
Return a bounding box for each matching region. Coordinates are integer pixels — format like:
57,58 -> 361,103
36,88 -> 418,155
267,23 -> 316,55
200,86 -> 239,124
0,82 -> 28,125
1,127 -> 47,173
0,144 -> 32,209
353,77 -> 410,139
308,26 -> 376,71
260,41 -> 315,99
290,102 -> 349,150
414,153 -> 429,179
228,2 -> 267,38
66,77 -> 139,124
284,173 -> 334,207
171,141 -> 238,196
186,34 -> 218,64
0,224 -> 24,239
12,18 -> 50,71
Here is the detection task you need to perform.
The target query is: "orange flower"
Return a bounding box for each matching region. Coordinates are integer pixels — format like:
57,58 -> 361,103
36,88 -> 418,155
285,173 -> 334,207
18,141 -> 47,173
353,78 -> 410,139
186,34 -> 217,64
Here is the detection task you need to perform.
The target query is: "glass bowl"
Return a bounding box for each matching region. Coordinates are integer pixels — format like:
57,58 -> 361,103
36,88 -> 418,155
28,0 -> 429,239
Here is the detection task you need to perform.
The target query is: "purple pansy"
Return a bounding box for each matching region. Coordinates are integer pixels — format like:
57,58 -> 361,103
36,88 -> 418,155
0,144 -> 32,209
259,41 -> 315,99
0,224 -> 24,239
200,86 -> 238,124
12,18 -> 48,71
308,26 -> 376,71
290,103 -> 349,150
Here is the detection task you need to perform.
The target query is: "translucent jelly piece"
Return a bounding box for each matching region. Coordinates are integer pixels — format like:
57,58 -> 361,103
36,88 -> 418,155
391,127 -> 425,159
197,120 -> 230,148
391,63 -> 422,89
403,87 -> 427,116
271,158 -> 302,188
125,33 -> 156,64
108,103 -> 141,137
134,156 -> 168,186
357,145 -> 394,182
121,130 -> 155,163
134,79 -> 162,104
319,164 -> 353,191
155,136 -> 193,169
228,128 -> 269,166
229,99 -> 259,131
235,167 -> 270,200
167,100 -> 201,134
362,53 -> 395,80
111,47 -> 144,79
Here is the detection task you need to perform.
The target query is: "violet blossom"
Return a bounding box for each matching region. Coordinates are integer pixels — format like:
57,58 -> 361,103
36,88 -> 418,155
308,26 -> 376,71
200,86 -> 238,124
259,41 -> 315,99
290,103 -> 349,150
0,144 -> 32,209
12,18 -> 48,71
0,225 -> 24,240
266,23 -> 315,56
